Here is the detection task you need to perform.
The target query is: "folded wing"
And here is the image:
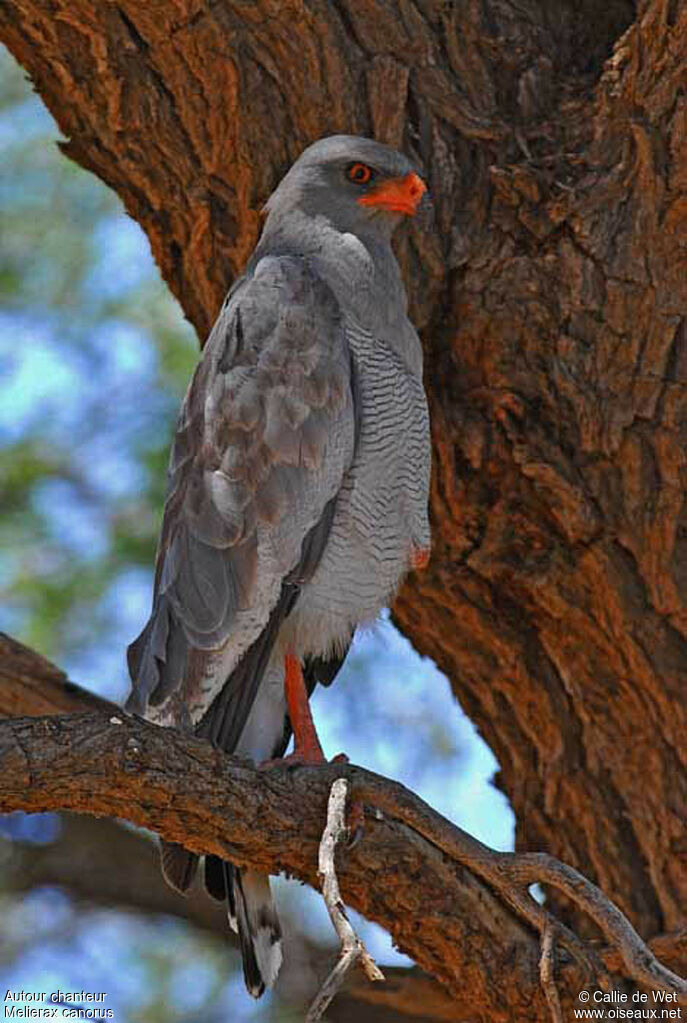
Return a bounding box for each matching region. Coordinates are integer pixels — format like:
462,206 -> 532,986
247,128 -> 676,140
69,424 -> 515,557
126,255 -> 356,731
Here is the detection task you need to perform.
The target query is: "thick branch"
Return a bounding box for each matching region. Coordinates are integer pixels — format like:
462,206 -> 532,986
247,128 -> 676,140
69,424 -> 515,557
0,634 -> 118,717
0,635 -> 551,1016
0,706 -> 535,1012
1,706 -> 685,1016
7,817 -> 684,1023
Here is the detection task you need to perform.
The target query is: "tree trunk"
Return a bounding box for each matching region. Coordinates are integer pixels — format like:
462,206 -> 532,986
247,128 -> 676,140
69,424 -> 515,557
1,0 -> 686,1015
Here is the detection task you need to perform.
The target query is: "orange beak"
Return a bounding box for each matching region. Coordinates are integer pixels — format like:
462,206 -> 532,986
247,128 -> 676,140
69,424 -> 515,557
357,171 -> 427,216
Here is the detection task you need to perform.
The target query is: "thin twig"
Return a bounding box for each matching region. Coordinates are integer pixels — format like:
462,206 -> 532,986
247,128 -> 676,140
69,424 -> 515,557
306,778 -> 384,1022
503,852 -> 687,999
540,917 -> 563,1023
351,772 -> 687,1004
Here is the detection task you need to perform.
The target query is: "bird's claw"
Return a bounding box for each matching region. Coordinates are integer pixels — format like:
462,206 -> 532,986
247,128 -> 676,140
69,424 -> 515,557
258,749 -> 348,771
258,750 -> 318,771
345,796 -> 365,849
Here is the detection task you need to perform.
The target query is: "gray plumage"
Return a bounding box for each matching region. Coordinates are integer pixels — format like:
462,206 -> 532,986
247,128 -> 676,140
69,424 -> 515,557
126,134 -> 431,997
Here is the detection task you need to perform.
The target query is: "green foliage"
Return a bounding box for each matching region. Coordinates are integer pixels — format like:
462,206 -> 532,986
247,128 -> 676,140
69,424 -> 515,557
0,49 -> 197,669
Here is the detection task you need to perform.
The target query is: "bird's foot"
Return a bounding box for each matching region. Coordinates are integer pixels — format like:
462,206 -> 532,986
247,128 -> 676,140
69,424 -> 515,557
257,748 -> 364,846
258,749 -> 319,771
258,749 -> 348,771
346,795 -> 365,849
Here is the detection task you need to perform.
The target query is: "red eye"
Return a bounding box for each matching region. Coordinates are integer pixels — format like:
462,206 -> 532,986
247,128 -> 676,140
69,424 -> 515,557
347,162 -> 373,184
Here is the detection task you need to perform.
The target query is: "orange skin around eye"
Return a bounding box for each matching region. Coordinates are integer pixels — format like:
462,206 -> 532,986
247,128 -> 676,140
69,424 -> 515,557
348,162 -> 372,184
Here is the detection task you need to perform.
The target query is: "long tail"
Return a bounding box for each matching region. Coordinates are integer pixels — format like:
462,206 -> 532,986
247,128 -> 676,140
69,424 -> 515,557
160,844 -> 282,997
205,855 -> 282,997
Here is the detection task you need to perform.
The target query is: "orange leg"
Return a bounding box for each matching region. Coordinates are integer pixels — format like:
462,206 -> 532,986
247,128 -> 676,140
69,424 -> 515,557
259,653 -> 332,768
260,654 -> 364,845
284,652 -> 325,763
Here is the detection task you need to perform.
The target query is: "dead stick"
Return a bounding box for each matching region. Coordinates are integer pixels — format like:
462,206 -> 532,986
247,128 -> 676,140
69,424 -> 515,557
306,778 -> 384,1022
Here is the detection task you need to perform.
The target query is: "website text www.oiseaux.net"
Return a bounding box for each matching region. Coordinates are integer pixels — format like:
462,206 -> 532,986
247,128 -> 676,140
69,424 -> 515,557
573,990 -> 681,1020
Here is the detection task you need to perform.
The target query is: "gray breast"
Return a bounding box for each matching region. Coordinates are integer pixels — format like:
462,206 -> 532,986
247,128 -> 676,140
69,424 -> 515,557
283,322 -> 431,660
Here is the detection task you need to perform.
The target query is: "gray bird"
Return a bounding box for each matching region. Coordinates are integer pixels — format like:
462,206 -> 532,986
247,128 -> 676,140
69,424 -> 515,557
126,134 -> 431,997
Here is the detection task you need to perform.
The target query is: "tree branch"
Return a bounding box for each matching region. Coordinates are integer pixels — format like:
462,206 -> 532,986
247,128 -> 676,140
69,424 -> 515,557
6,811 -> 683,1021
0,636 -> 515,1018
0,633 -> 118,717
306,778 -> 384,1022
1,698 -> 685,1015
540,918 -> 564,1023
1,632 -> 685,1014
1,812 -> 459,1022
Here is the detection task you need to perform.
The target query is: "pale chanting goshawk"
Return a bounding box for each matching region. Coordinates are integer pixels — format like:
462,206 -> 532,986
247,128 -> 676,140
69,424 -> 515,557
126,135 -> 432,997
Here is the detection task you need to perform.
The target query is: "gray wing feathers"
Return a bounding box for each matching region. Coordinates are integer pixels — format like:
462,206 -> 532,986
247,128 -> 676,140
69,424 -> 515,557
127,257 -> 355,717
196,494 -> 338,750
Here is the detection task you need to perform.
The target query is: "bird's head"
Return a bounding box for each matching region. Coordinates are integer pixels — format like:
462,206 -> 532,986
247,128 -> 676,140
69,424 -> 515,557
262,135 -> 427,241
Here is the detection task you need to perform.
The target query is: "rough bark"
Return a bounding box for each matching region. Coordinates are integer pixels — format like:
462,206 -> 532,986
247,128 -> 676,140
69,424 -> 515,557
2,641 -> 687,1020
0,636 -> 456,1020
1,0 -> 686,1017
2,705 -> 686,1018
2,816 -> 459,1022
1,818 -> 447,1023
0,708 -> 553,1017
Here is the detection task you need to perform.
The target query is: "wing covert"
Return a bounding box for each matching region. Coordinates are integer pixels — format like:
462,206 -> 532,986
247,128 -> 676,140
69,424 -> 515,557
127,256 -> 356,715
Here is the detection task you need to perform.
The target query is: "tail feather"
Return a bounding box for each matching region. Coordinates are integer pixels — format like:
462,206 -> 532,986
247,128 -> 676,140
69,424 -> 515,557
202,856 -> 282,997
160,840 -> 199,894
234,868 -> 283,998
204,853 -> 228,904
204,855 -> 238,932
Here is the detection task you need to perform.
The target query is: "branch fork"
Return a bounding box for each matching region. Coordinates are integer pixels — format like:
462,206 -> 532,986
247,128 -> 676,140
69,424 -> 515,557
0,677 -> 685,1018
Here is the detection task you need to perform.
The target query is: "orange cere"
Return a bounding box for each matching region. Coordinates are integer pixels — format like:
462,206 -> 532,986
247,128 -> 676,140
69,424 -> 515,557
357,171 -> 427,216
